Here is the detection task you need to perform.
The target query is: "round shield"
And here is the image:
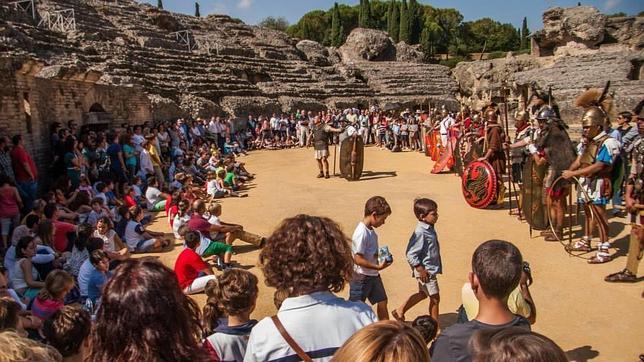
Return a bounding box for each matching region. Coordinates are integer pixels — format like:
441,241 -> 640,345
461,160 -> 498,209
454,135 -> 483,177
520,156 -> 549,230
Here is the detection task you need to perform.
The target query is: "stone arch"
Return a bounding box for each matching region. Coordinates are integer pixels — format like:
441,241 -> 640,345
89,103 -> 106,113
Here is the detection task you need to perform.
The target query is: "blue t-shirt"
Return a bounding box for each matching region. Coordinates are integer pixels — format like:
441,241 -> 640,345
106,143 -> 123,171
88,268 -> 111,303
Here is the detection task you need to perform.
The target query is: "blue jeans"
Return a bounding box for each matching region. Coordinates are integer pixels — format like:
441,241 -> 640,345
17,180 -> 38,212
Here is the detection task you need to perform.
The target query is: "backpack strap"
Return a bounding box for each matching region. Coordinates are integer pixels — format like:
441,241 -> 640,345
271,315 -> 313,362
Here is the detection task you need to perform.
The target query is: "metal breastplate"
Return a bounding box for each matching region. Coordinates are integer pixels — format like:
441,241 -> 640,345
313,124 -> 328,150
580,135 -> 612,176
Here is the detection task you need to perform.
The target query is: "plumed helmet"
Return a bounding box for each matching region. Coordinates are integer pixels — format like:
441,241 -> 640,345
441,109 -> 448,117
536,106 -> 557,121
575,81 -> 613,128
514,110 -> 529,122
580,107 -> 608,128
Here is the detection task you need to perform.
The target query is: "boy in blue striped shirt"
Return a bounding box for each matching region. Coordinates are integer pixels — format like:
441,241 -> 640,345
393,198 -> 442,327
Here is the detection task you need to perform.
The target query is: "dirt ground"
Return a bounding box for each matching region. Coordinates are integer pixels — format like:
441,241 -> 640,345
148,146 -> 642,361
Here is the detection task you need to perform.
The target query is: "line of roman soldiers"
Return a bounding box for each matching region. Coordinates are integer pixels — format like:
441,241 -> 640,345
425,85 -> 643,283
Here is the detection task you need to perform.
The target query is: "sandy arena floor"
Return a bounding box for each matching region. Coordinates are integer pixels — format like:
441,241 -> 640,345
147,146 -> 642,361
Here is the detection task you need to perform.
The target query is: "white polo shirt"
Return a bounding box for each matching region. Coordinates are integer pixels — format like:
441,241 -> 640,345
244,291 -> 376,362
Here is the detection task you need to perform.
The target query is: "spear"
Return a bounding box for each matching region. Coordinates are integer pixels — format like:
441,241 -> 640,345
502,87 -> 514,215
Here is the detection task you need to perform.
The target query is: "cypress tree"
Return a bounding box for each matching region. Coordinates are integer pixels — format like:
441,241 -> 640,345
157,0 -> 163,9
330,2 -> 343,46
387,1 -> 393,33
359,0 -> 365,27
364,0 -> 372,28
520,17 -> 529,49
390,0 -> 399,42
399,0 -> 409,43
195,2 -> 200,17
408,0 -> 421,44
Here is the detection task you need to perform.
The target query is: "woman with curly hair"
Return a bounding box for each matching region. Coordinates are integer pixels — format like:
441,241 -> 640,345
245,214 -> 377,362
86,259 -> 208,362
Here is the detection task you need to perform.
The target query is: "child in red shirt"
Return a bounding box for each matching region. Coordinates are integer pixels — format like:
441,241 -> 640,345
174,231 -> 216,294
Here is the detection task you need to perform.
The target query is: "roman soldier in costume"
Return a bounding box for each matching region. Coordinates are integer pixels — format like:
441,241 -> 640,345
529,106 -> 575,240
605,115 -> 644,282
478,107 -> 507,205
562,83 -> 620,263
507,110 -> 535,186
308,115 -> 341,179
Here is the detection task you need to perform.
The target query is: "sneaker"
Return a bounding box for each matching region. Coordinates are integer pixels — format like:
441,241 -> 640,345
605,269 -> 637,283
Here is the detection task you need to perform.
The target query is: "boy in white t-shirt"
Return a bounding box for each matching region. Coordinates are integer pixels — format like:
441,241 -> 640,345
349,196 -> 393,320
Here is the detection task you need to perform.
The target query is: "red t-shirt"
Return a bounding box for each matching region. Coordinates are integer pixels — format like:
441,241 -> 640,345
10,146 -> 38,182
53,220 -> 76,252
187,214 -> 212,235
124,195 -> 137,207
174,248 -> 209,289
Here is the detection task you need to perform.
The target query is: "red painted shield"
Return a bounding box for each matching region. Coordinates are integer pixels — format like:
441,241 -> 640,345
461,160 -> 498,209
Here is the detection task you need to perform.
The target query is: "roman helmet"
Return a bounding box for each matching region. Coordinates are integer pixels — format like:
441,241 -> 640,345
536,106 -> 557,122
440,108 -> 449,117
514,110 -> 529,123
575,81 -> 613,139
484,107 -> 498,122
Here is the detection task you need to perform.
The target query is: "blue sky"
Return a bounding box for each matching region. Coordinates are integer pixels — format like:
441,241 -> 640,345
141,0 -> 642,29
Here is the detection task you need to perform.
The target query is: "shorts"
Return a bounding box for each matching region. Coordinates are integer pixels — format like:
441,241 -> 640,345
202,241 -> 233,257
414,270 -> 439,296
135,239 -> 157,253
349,274 -> 387,305
314,149 -> 329,160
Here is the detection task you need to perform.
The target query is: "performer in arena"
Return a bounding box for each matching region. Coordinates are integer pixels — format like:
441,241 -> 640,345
308,115 -> 342,179
562,84 -> 619,263
506,110 -> 535,187
529,106 -> 573,240
605,116 -> 643,282
478,107 -> 507,206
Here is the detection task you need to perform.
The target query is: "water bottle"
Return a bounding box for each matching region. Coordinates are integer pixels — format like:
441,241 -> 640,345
83,298 -> 94,315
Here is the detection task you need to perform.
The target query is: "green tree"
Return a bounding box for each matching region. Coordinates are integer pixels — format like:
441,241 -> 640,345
389,0 -> 399,42
387,0 -> 394,33
195,2 -> 200,17
359,0 -> 373,28
520,17 -> 529,50
399,0 -> 409,43
330,2 -> 344,46
157,0 -> 163,9
420,20 -> 441,58
287,10 -> 329,44
258,16 -> 290,32
408,0 -> 422,44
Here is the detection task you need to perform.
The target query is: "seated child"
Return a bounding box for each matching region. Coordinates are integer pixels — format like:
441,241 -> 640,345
178,225 -> 234,269
122,186 -> 138,208
43,305 -> 91,361
124,206 -> 169,253
216,170 -> 245,198
93,216 -> 129,263
31,270 -> 75,321
87,249 -> 111,304
86,197 -> 111,227
206,171 -> 227,199
174,231 -> 216,294
145,177 -> 169,212
202,268 -> 259,361
207,203 -> 264,247
172,200 -> 191,240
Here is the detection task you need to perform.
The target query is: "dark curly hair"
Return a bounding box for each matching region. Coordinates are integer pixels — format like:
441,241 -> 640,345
259,214 -> 353,296
43,305 -> 91,358
86,258 -> 207,362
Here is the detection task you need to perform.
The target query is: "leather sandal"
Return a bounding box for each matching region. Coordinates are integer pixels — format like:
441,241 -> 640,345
605,269 -> 637,283
544,232 -> 563,242
566,239 -> 592,252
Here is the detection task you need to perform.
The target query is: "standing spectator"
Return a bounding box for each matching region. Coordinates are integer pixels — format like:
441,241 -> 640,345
10,134 -> 38,212
0,136 -> 15,182
430,240 -> 530,362
393,198 -> 442,326
245,215 -> 376,362
146,134 -> 165,187
63,136 -> 82,190
349,196 -> 393,321
86,259 -> 208,361
0,174 -> 22,251
106,133 -> 127,196
202,268 -> 258,361
174,231 -> 216,294
333,320 -> 430,362
121,134 -> 138,179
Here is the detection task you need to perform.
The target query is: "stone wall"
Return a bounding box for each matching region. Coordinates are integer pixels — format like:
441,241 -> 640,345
0,57 -> 151,168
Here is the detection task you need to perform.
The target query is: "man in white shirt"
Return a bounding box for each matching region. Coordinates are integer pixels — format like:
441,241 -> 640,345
438,109 -> 455,147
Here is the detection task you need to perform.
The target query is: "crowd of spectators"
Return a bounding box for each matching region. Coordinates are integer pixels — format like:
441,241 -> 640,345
0,113 -> 568,362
